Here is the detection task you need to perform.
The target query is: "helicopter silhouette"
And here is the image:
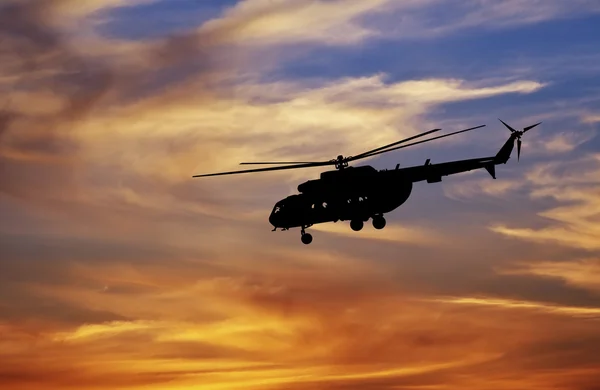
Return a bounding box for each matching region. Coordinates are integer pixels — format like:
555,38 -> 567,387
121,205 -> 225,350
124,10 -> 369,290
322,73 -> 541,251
193,119 -> 540,244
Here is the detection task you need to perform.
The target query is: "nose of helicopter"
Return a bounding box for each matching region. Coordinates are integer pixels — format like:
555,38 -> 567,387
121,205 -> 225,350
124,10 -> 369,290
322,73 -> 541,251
269,212 -> 276,226
269,209 -> 279,227
269,202 -> 285,228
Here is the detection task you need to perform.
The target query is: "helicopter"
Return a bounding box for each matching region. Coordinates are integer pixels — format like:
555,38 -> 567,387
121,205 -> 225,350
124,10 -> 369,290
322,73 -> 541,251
193,119 -> 541,244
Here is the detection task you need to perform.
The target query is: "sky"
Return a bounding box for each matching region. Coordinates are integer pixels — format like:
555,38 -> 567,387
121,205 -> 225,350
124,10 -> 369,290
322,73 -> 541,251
1,0 -> 600,389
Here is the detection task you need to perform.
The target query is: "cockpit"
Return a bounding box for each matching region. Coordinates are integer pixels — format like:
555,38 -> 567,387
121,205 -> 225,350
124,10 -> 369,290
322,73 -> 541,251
269,195 -> 311,228
269,193 -> 338,229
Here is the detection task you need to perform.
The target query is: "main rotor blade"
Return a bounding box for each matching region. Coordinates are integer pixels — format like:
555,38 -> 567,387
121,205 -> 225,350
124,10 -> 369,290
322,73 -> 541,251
356,124 -> 486,160
347,128 -> 441,162
192,160 -> 333,178
239,161 -> 322,165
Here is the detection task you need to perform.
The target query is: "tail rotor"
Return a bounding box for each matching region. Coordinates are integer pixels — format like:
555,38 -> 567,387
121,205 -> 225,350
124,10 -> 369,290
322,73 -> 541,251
498,119 -> 541,161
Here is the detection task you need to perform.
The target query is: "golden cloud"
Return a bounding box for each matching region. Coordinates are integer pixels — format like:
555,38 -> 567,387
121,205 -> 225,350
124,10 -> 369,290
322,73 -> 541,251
76,75 -> 544,184
199,0 -> 393,46
4,265 -> 600,389
429,296 -> 600,318
497,259 -> 600,293
4,211 -> 600,389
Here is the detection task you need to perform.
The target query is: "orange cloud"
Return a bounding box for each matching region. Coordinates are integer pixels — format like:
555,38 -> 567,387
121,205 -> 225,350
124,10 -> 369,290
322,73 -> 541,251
429,296 -> 600,318
3,262 -> 600,389
3,230 -> 599,389
2,1 -> 600,389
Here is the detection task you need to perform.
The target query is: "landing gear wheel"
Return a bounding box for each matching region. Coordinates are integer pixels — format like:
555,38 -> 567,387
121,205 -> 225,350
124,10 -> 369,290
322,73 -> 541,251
301,233 -> 313,245
372,215 -> 386,230
350,219 -> 364,231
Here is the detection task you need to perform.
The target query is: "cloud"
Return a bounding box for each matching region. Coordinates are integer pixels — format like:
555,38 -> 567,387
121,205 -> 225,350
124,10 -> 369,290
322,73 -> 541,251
198,0 -> 393,46
0,0 -> 246,218
191,0 -> 600,48
3,221 -> 600,389
119,75 -> 543,181
45,0 -> 157,20
443,148 -> 600,253
4,266 -> 600,389
0,0 -> 121,201
384,78 -> 544,103
429,296 -> 600,318
1,18 -> 546,231
0,0 -> 548,231
497,259 -> 600,294
443,0 -> 600,29
375,0 -> 600,40
582,114 -> 600,124
311,221 -> 450,246
442,132 -> 596,202
44,73 -> 543,248
443,177 -> 524,201
489,154 -> 600,250
541,129 -> 597,153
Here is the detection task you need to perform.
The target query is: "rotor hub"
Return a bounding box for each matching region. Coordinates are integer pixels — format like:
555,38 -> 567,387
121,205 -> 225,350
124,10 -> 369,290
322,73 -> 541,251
498,119 -> 542,162
334,155 -> 349,170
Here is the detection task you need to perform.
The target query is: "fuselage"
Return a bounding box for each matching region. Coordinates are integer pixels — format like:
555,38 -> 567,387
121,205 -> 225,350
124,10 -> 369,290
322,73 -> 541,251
268,166 -> 413,229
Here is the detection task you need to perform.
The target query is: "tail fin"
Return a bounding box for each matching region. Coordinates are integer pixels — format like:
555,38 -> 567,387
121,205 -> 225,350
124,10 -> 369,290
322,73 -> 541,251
494,133 -> 517,164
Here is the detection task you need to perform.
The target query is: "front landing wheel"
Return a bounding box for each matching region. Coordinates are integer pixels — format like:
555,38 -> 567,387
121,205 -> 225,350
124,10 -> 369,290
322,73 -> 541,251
301,233 -> 313,245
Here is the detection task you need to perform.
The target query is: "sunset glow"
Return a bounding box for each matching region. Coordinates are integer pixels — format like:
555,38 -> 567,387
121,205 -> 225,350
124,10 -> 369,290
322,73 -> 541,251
2,1 -> 600,389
